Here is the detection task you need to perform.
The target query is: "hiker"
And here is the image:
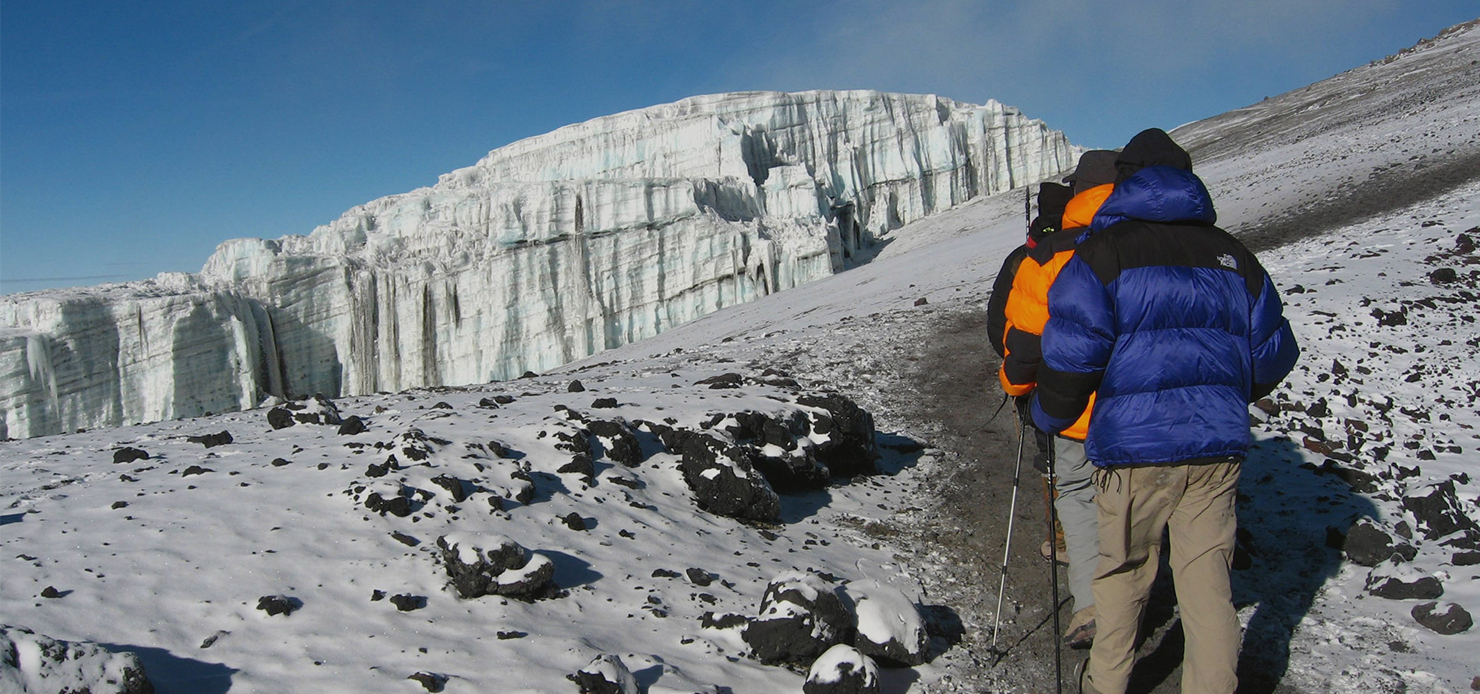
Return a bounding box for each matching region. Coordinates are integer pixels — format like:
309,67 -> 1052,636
1031,129 -> 1300,694
986,181 -> 1073,571
998,150 -> 1119,649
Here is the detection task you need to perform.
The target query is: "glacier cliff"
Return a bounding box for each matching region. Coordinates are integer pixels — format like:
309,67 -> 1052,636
1,90 -> 1075,438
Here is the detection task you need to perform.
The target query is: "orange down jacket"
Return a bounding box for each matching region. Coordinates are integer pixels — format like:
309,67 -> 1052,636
997,183 -> 1113,440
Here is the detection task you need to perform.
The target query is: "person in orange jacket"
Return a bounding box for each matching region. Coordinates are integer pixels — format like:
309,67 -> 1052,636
998,149 -> 1118,649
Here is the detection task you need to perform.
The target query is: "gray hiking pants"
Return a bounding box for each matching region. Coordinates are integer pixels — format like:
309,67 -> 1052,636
1054,436 -> 1097,611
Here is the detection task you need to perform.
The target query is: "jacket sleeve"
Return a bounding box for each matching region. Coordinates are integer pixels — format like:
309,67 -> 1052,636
1249,270 -> 1300,400
1032,255 -> 1114,434
986,246 -> 1027,358
998,257 -> 1049,397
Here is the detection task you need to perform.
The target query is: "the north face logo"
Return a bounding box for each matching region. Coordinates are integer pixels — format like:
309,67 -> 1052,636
1218,254 -> 1238,270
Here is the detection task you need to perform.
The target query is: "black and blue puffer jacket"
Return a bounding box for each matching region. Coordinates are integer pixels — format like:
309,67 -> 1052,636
1030,130 -> 1299,467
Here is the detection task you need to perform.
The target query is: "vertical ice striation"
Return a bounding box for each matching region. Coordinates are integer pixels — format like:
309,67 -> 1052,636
1,90 -> 1074,438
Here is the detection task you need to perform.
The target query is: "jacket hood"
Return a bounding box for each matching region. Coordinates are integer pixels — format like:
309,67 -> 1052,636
1089,166 -> 1217,232
1115,128 -> 1192,183
1062,183 -> 1113,231
1028,181 -> 1073,244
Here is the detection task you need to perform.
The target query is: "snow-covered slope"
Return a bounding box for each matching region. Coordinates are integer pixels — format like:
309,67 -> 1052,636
0,90 -> 1076,440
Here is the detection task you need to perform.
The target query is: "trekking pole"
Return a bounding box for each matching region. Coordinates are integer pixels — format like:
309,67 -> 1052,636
990,405 -> 1028,652
1046,435 -> 1064,694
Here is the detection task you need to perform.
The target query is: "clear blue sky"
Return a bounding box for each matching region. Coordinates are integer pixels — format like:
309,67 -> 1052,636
3,1 -> 1475,293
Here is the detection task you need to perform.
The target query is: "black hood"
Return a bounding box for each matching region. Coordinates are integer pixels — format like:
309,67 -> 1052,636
1115,128 -> 1192,183
1063,150 -> 1118,195
1028,181 -> 1073,240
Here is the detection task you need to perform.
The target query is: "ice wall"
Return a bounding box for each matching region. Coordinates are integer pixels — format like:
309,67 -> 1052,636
1,90 -> 1074,438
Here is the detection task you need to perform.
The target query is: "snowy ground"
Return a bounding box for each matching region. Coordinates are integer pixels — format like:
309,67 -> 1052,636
4,18 -> 1480,694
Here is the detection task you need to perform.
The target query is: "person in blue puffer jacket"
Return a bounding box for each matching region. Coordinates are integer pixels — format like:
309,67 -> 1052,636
1031,128 -> 1299,694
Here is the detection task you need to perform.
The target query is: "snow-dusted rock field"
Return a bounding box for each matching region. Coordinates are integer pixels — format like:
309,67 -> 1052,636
0,90 -> 1075,440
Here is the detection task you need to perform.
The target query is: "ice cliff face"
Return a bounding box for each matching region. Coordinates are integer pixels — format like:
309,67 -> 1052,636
1,90 -> 1075,438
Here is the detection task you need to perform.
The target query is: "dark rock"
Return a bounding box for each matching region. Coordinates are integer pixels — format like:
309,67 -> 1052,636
1366,561 -> 1444,600
496,630 -> 527,639
1430,267 -> 1460,284
672,431 -> 780,522
652,568 -> 681,579
591,397 -> 618,409
700,611 -> 748,630
553,429 -> 592,455
803,645 -> 880,694
182,465 -> 212,477
743,572 -> 855,665
1252,399 -> 1279,416
1453,551 -> 1480,566
437,534 -> 556,600
371,590 -> 386,601
562,512 -> 588,531
797,393 -> 878,477
694,373 -> 744,389
567,654 -> 637,694
493,395 -> 516,405
366,461 -> 392,478
686,568 -> 714,586
568,380 -> 586,392
256,595 -> 298,616
41,586 -> 63,599
364,484 -> 413,517
588,420 -> 642,466
477,397 -> 501,409
430,474 -> 470,502
112,501 -> 129,510
391,532 -> 420,547
337,416 -> 367,436
112,447 -> 151,464
271,458 -> 291,467
558,453 -> 596,479
1402,480 -> 1480,540
913,297 -> 928,306
1411,601 -> 1472,634
186,431 -> 233,448
408,671 -> 448,692
851,587 -> 928,666
390,594 -> 425,612
267,407 -> 296,430
1343,521 -> 1413,567
1306,398 -> 1330,418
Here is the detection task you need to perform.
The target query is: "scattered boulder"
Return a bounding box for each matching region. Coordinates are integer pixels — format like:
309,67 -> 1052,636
112,447 -> 150,464
362,482 -> 414,518
695,373 -> 744,389
797,393 -> 878,477
558,453 -> 596,480
1342,520 -> 1416,566
408,671 -> 448,692
804,644 -> 880,694
389,594 -> 425,612
256,595 -> 298,616
568,380 -> 586,393
437,532 -> 556,600
285,394 -> 344,425
0,624 -> 153,694
181,465 -> 213,477
850,583 -> 928,666
562,513 -> 588,531
186,431 -> 233,448
567,654 -> 637,694
1365,559 -> 1444,600
588,420 -> 642,467
1411,601 -> 1473,635
673,431 -> 780,522
337,416 -> 367,436
1402,480 -> 1480,541
266,406 -> 296,430
591,397 -> 619,409
430,474 -> 471,503
743,572 -> 855,665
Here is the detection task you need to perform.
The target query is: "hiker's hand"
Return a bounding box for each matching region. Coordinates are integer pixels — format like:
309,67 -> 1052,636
1014,395 -> 1033,421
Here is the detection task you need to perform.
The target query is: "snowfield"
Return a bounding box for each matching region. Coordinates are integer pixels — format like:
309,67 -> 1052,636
3,18 -> 1480,694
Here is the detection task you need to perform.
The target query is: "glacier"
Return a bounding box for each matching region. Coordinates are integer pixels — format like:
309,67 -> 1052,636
0,90 -> 1075,439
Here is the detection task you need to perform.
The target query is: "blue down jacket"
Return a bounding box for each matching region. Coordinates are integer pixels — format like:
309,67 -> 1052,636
1030,165 -> 1300,467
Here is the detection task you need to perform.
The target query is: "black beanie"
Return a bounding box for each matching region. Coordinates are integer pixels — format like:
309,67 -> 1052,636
1115,128 -> 1192,182
1063,150 -> 1118,195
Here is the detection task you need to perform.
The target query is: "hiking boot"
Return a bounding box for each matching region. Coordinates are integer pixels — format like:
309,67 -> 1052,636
1040,539 -> 1069,565
1075,655 -> 1091,694
1064,605 -> 1096,649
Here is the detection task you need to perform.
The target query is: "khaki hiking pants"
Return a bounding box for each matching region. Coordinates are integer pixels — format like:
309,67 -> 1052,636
1083,460 -> 1241,694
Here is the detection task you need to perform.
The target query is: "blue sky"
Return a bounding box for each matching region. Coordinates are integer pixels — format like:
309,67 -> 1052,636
3,1 -> 1476,293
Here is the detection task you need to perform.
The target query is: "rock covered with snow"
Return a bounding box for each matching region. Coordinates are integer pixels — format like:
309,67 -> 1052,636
1364,556 -> 1444,600
0,90 -> 1075,439
436,532 -> 556,600
1411,601 -> 1473,635
567,654 -> 639,694
849,581 -> 929,666
743,571 -> 856,665
0,624 -> 153,694
803,644 -> 879,694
